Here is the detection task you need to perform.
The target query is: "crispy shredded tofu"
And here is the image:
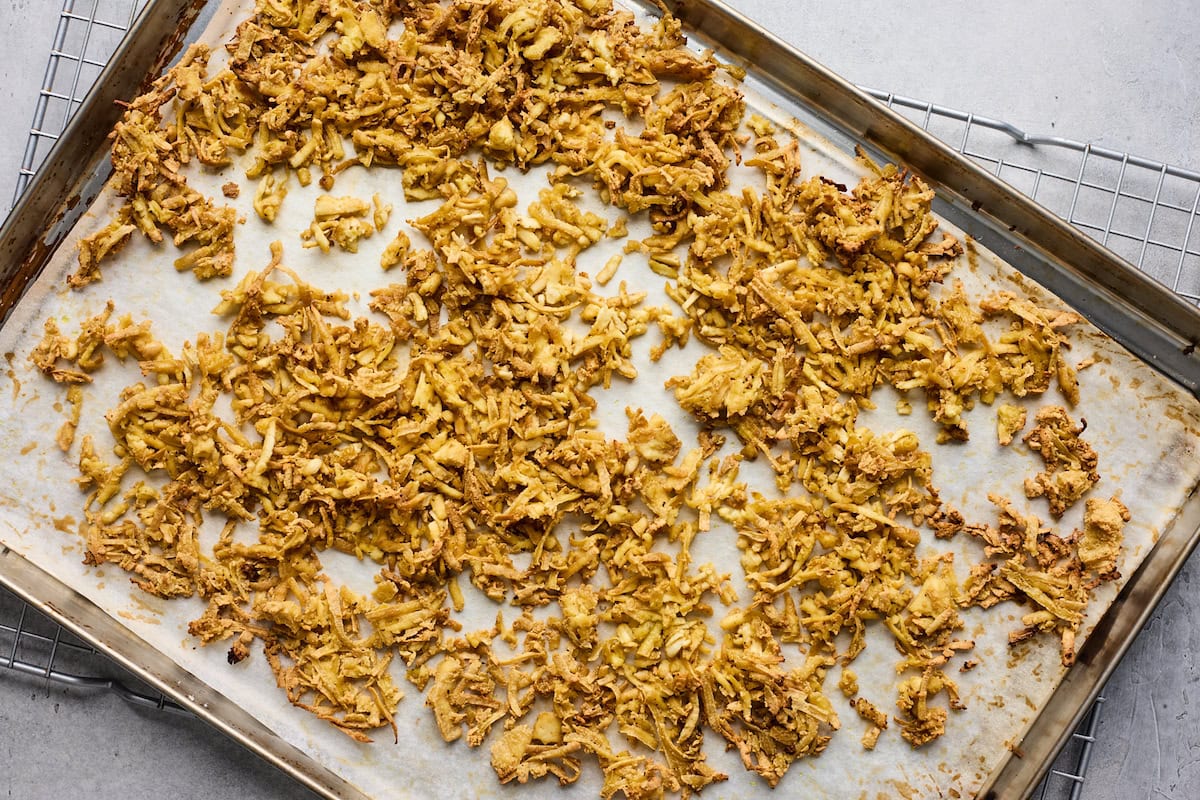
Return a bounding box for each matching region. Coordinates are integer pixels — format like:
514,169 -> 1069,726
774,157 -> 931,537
996,403 -> 1027,446
302,194 -> 378,253
852,697 -> 888,750
838,668 -> 858,699
36,0 -> 1130,795
957,491 -> 1123,667
1023,406 -> 1099,517
1076,496 -> 1130,579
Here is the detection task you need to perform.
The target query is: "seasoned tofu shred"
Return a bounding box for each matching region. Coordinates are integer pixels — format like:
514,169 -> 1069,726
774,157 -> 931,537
30,0 -> 1126,795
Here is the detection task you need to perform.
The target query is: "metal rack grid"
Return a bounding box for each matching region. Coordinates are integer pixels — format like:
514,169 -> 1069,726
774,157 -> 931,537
5,2 -> 1200,798
861,87 -> 1200,309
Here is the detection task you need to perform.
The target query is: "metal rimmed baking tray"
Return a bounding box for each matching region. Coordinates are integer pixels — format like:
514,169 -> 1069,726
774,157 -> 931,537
0,1 -> 1197,799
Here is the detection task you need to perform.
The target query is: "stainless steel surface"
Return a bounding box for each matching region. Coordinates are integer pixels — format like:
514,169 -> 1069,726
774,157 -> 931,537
1,1 -> 1198,799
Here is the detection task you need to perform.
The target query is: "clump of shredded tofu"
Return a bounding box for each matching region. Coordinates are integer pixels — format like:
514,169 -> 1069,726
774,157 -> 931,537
1022,405 -> 1099,517
35,0 -> 1130,796
957,491 -> 1127,667
301,193 -> 391,253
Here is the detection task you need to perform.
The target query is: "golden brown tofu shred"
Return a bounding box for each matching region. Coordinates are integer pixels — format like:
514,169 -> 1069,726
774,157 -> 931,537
32,0 -> 1128,796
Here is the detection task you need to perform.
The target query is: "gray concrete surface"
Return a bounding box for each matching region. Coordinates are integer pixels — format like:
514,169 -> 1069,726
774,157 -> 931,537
1,1 -> 1198,798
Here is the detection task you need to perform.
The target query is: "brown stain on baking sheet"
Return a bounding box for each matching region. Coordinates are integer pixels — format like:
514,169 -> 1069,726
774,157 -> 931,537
1,237 -> 54,326
4,352 -> 19,400
117,609 -> 161,625
964,236 -> 979,275
885,779 -> 920,799
123,592 -> 165,623
1165,404 -> 1200,429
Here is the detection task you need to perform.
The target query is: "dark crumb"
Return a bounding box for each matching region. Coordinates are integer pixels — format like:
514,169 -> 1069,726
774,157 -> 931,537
959,659 -> 980,672
221,181 -> 240,199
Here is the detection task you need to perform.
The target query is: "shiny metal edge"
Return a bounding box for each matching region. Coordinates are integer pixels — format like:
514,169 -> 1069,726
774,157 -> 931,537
0,0 -> 1198,799
0,547 -> 365,800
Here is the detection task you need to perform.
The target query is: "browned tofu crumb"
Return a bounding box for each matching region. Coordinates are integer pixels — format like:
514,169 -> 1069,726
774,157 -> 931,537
1076,496 -> 1130,579
996,403 -> 1027,446
852,697 -> 889,750
838,668 -> 859,699
1023,406 -> 1099,517
896,668 -> 960,747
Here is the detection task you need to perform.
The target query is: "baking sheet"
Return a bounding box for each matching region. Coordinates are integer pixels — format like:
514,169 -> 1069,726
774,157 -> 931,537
1,1 -> 1199,798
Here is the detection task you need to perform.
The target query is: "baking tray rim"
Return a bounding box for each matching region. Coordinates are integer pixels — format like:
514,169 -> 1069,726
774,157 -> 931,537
0,545 -> 371,800
1,0 -> 1198,798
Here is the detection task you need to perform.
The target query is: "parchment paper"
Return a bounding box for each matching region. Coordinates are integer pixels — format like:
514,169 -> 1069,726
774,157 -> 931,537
0,1 -> 1198,798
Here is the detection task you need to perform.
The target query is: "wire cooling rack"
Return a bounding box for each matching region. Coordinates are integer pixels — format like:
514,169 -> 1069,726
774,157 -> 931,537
5,2 -> 1200,799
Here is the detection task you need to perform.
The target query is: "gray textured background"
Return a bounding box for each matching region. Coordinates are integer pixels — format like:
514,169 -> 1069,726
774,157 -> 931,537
1,1 -> 1198,798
